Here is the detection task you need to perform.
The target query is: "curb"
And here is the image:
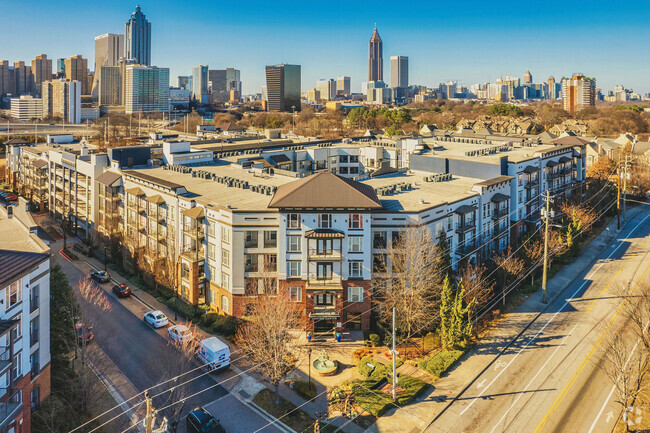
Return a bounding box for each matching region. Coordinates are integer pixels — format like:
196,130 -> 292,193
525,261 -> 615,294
419,207 -> 647,431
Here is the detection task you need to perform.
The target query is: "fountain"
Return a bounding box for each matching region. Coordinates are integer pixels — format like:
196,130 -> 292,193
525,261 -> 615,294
312,349 -> 338,376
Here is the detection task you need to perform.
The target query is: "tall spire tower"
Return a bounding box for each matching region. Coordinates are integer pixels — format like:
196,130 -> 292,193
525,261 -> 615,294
368,24 -> 383,82
125,5 -> 151,66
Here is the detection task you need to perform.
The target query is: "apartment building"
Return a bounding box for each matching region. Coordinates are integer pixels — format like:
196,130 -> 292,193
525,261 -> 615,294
0,199 -> 52,433
6,130 -> 588,331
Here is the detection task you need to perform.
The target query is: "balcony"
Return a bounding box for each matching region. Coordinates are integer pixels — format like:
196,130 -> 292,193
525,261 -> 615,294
308,248 -> 342,260
492,207 -> 509,220
456,241 -> 477,256
524,178 -> 539,188
0,347 -> 10,375
456,220 -> 475,233
0,391 -> 23,429
493,224 -> 508,237
525,210 -> 541,223
181,246 -> 205,261
307,275 -> 342,290
309,306 -> 340,319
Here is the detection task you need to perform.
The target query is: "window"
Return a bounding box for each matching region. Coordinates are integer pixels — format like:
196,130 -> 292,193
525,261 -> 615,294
30,384 -> 40,410
221,273 -> 230,289
287,235 -> 301,252
30,284 -> 39,313
209,266 -> 217,281
287,261 -> 301,277
289,287 -> 302,302
245,254 -> 258,272
373,254 -> 387,272
208,221 -> 216,237
447,216 -> 453,231
373,230 -> 387,249
349,166 -> 359,174
518,173 -> 523,186
10,319 -> 21,343
6,281 -> 20,308
319,214 -> 332,229
10,352 -> 21,383
348,236 -> 363,253
264,230 -> 277,248
287,213 -> 301,229
264,254 -> 277,271
349,261 -> 363,278
221,226 -> 230,243
221,296 -> 229,314
30,317 -> 38,346
350,155 -> 359,163
339,166 -> 349,174
348,286 -> 363,303
208,243 -> 216,260
245,231 -> 258,248
391,231 -> 403,247
349,214 -> 363,229
221,250 -> 230,266
339,155 -> 349,163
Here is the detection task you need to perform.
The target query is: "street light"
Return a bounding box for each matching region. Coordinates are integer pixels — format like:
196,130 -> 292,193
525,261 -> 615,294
308,348 -> 312,386
292,105 -> 296,133
104,246 -> 108,272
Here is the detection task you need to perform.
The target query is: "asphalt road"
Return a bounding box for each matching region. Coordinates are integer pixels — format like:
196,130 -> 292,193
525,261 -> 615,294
425,210 -> 650,433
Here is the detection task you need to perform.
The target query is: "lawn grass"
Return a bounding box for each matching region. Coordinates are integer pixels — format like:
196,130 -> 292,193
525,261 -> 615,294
253,388 -> 315,432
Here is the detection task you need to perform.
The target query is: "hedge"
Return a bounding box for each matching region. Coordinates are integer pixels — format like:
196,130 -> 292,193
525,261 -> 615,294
418,349 -> 466,378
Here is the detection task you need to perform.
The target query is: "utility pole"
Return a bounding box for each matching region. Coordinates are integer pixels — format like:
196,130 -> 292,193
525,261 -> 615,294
391,306 -> 397,400
145,391 -> 153,433
541,190 -> 554,304
616,161 -> 621,230
623,155 -> 631,222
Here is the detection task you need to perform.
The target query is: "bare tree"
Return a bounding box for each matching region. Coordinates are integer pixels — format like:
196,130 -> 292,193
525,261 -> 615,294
493,247 -> 525,306
457,261 -> 494,311
235,291 -> 300,405
373,226 -> 441,338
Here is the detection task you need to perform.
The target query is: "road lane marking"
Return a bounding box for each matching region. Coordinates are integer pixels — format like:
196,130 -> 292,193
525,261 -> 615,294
477,379 -> 486,389
457,214 -> 650,418
533,266 -> 650,433
585,267 -> 624,313
488,324 -> 578,433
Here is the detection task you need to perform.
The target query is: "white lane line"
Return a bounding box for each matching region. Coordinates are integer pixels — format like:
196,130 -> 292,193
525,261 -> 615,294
488,324 -> 577,433
459,214 -> 650,416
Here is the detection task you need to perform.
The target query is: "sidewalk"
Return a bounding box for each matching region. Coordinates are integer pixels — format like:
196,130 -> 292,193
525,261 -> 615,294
365,205 -> 647,433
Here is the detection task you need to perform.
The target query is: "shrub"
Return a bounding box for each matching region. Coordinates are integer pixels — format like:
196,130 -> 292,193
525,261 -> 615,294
292,379 -> 316,400
353,347 -> 373,362
357,356 -> 380,377
210,315 -> 239,336
418,350 -> 466,378
369,333 -> 382,347
164,297 -> 200,321
396,375 -> 429,406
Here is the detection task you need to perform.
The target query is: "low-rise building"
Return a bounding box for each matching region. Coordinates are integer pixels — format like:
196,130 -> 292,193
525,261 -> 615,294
10,96 -> 43,121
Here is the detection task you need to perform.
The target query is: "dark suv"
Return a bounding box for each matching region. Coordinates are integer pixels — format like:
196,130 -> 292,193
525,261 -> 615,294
186,408 -> 225,433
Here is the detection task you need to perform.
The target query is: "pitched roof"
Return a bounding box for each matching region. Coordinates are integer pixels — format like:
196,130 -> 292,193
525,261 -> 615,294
31,159 -> 48,169
145,194 -> 165,205
491,193 -> 510,203
96,171 -> 122,186
553,135 -> 591,146
181,206 -> 205,219
268,172 -> 382,209
222,122 -> 245,131
125,187 -> 145,196
5,138 -> 31,145
0,249 -> 49,288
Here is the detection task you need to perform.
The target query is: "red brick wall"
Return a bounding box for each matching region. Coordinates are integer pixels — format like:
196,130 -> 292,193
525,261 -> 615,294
341,280 -> 372,330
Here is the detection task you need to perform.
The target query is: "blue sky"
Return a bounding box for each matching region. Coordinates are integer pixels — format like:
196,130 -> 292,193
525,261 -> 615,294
2,0 -> 649,95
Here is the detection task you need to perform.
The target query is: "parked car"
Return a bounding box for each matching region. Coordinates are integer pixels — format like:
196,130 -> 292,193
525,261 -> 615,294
76,322 -> 94,345
90,270 -> 110,283
5,195 -> 17,202
168,324 -> 194,343
144,310 -> 168,328
112,283 -> 131,298
196,337 -> 230,371
186,407 -> 225,433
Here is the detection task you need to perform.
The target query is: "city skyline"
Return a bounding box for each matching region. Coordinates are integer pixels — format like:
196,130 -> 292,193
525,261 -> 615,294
2,0 -> 650,96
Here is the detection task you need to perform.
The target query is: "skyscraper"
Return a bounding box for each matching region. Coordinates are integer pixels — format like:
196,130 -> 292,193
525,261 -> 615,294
124,65 -> 170,113
562,75 -> 595,112
64,55 -> 89,95
0,60 -> 12,97
390,56 -> 408,89
265,64 -> 301,112
98,66 -> 122,106
125,5 -> 151,66
336,76 -> 350,97
547,76 -> 556,99
93,33 -> 124,100
31,54 -> 52,96
208,68 -> 241,102
41,79 -> 81,123
523,69 -> 533,84
368,25 -> 383,82
192,65 -> 209,103
316,79 -> 336,100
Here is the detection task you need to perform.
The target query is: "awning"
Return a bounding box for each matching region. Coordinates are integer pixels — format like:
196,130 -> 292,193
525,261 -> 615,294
305,229 -> 345,239
125,187 -> 145,196
145,195 -> 165,205
181,206 -> 205,220
31,159 -> 48,169
454,204 -> 477,214
546,160 -> 558,167
96,171 -> 122,186
559,156 -> 572,163
523,165 -> 539,173
491,193 -> 510,203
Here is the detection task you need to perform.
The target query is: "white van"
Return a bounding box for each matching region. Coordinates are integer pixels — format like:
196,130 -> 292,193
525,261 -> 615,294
197,337 -> 231,371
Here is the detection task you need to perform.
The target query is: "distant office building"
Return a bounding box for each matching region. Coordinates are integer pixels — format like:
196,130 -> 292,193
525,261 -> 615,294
208,68 -> 241,102
11,95 -> 43,120
316,79 -> 336,100
56,58 -> 65,77
368,25 -> 383,82
261,85 -> 268,101
562,74 -> 596,112
226,68 -> 241,94
124,65 -> 169,113
42,79 -> 81,123
523,69 -> 533,84
98,66 -> 122,106
547,76 -> 556,99
0,60 -> 11,96
336,76 -> 351,97
170,87 -> 190,110
192,65 -> 209,103
439,81 -> 457,99
390,56 -> 408,89
229,89 -> 240,104
178,75 -> 191,90
64,55 -> 89,95
306,88 -> 321,103
31,54 -> 52,96
265,64 -> 301,112
367,81 -> 391,104
13,61 -> 32,95
125,5 -> 151,66
92,33 -> 124,100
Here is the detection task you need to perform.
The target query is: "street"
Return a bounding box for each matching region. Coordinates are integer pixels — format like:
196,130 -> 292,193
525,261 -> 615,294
53,244 -> 282,433
425,210 -> 650,433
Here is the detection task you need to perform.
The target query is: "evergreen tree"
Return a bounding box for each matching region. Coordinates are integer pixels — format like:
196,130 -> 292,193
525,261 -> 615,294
451,279 -> 474,348
434,229 -> 453,287
439,275 -> 454,350
50,264 -> 79,358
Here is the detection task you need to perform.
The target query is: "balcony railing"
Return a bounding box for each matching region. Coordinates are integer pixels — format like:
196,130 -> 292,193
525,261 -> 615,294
308,248 -> 342,260
456,220 -> 475,233
0,390 -> 23,428
524,178 -> 539,188
492,208 -> 509,220
456,241 -> 477,256
0,347 -> 11,375
307,275 -> 342,288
